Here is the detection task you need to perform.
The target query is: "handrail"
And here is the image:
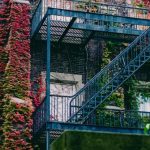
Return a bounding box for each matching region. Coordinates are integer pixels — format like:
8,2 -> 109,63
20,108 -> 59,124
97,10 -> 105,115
74,0 -> 149,11
68,45 -> 150,121
50,94 -> 74,98
31,0 -> 149,19
69,27 -> 150,103
33,94 -> 74,115
96,108 -> 150,113
68,27 -> 150,122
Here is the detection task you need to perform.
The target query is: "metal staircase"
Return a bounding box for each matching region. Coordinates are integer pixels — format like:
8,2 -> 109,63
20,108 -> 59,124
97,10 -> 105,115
68,28 -> 150,123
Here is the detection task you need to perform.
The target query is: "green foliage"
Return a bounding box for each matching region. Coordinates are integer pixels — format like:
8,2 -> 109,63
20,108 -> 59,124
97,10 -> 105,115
104,92 -> 124,108
100,41 -> 127,108
144,124 -> 150,135
101,40 -> 148,110
123,76 -> 140,110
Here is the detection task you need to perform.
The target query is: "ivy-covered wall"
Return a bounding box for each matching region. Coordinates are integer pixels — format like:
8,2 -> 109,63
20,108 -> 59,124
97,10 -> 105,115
0,0 -> 33,149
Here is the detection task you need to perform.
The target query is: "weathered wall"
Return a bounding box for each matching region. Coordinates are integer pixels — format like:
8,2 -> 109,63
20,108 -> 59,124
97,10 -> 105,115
51,131 -> 150,150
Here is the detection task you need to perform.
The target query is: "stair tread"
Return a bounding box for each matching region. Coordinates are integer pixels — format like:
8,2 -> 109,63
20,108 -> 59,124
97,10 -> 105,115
69,29 -> 150,123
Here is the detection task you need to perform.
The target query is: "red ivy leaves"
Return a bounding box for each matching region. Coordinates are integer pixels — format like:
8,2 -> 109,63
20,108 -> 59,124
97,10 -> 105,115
1,0 -> 33,149
31,75 -> 46,107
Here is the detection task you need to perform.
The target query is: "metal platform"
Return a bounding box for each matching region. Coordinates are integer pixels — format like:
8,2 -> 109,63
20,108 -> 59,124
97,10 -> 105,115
35,19 -> 143,44
31,0 -> 150,44
33,95 -> 150,135
33,118 -> 150,147
31,1 -> 150,149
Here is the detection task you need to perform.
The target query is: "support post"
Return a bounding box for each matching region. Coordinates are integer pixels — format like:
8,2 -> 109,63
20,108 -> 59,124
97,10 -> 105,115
46,15 -> 51,150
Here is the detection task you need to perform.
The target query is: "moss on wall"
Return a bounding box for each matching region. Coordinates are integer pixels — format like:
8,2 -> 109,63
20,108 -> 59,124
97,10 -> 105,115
51,131 -> 150,150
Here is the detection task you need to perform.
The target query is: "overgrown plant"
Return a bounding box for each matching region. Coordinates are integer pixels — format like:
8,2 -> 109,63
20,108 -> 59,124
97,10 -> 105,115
144,124 -> 150,134
100,41 -> 126,108
1,0 -> 33,149
0,0 -> 11,147
123,76 -> 139,110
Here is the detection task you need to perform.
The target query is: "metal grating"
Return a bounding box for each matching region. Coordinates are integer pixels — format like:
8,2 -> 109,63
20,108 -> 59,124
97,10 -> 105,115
35,17 -> 138,44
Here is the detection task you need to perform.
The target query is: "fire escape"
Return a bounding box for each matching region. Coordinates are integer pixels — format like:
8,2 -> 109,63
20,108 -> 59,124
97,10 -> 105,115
31,0 -> 150,149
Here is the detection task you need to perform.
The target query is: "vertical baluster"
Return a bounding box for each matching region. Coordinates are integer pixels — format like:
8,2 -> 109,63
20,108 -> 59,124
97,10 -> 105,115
78,94 -> 80,112
69,98 -> 72,118
57,96 -> 58,121
74,97 -> 76,115
67,96 -> 69,121
41,104 -> 43,126
41,103 -> 44,125
62,96 -> 64,122
67,97 -> 68,121
140,112 -> 142,128
53,96 -> 55,121
100,4 -> 102,14
40,107 -> 42,128
72,97 -> 74,116
64,97 -> 66,122
37,109 -> 39,132
112,110 -> 114,127
50,96 -> 52,121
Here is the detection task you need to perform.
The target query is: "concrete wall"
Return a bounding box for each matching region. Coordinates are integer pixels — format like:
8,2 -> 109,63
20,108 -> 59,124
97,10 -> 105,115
51,131 -> 150,150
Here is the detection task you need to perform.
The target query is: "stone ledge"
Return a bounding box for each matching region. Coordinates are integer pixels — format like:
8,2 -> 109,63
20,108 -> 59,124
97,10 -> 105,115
13,0 -> 30,4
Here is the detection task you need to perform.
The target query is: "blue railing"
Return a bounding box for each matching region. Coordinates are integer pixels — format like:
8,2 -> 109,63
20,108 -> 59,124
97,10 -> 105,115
86,109 -> 150,129
50,94 -> 73,122
31,0 -> 47,36
47,0 -> 149,19
33,94 -> 73,134
31,0 -> 149,36
68,27 -> 150,123
33,98 -> 46,134
33,93 -> 150,134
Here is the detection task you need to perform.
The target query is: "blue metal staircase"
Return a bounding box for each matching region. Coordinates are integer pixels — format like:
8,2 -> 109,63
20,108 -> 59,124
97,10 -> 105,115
68,28 -> 150,123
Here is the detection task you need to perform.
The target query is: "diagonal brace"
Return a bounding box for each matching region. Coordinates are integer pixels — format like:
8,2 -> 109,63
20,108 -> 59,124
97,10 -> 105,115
58,17 -> 77,44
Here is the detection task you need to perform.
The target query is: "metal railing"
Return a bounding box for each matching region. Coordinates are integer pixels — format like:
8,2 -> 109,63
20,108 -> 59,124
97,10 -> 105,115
33,98 -> 46,134
48,0 -> 149,19
86,109 -> 150,129
31,0 -> 149,36
50,94 -> 73,122
33,95 -> 150,134
33,94 -> 73,134
31,0 -> 47,36
68,28 -> 150,123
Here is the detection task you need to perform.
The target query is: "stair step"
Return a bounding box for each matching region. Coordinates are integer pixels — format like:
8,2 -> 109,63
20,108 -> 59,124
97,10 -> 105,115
68,28 -> 150,124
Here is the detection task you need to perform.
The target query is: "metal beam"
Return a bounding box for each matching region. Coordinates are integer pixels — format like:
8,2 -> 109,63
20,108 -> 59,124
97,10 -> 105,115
47,121 -> 146,135
47,8 -> 150,26
72,23 -> 143,36
48,21 -> 143,36
58,17 -> 77,44
44,21 -> 143,36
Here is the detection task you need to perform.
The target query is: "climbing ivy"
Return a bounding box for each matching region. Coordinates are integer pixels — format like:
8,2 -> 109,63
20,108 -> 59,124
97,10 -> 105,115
100,40 -> 150,110
100,41 -> 127,108
123,76 -> 140,110
0,0 -> 33,149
